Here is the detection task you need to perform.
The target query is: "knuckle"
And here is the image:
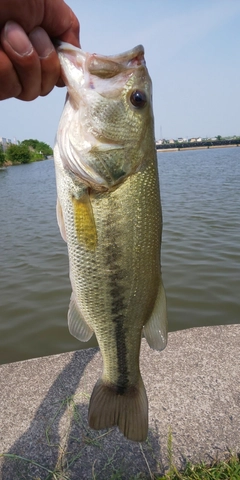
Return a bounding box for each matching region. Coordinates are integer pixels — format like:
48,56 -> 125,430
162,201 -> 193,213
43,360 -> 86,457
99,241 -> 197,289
0,50 -> 22,99
40,85 -> 54,97
17,90 -> 39,101
0,76 -> 22,100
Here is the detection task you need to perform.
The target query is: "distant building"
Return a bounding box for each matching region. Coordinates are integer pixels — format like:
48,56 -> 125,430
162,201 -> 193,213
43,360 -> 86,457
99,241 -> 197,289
0,137 -> 7,152
0,136 -> 19,151
169,139 -> 175,144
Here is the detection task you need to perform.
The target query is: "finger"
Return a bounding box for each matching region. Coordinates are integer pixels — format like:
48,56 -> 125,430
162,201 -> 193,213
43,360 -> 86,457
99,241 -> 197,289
42,1 -> 80,48
1,21 -> 41,101
29,27 -> 60,97
56,78 -> 65,88
55,10 -> 81,89
58,10 -> 80,48
0,48 -> 22,100
0,0 -> 80,48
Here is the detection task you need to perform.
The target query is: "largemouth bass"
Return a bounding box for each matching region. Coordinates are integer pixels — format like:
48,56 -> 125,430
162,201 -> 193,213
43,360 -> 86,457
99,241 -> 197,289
54,42 -> 167,442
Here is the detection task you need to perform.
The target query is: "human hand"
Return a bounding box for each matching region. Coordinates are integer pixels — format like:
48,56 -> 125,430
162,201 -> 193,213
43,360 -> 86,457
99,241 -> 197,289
0,0 -> 80,101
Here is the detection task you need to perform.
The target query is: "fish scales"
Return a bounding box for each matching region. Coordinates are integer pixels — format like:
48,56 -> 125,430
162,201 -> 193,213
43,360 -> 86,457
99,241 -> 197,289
54,43 -> 167,442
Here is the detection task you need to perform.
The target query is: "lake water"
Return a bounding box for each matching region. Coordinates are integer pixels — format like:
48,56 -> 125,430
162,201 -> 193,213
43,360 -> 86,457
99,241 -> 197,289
0,147 -> 239,364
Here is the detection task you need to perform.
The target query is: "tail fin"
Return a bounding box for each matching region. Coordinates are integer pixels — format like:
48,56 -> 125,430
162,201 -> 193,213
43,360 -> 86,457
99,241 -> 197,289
88,376 -> 148,442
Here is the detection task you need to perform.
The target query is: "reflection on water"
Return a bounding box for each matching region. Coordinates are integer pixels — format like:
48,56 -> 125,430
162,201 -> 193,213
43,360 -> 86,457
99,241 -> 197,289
0,148 -> 239,364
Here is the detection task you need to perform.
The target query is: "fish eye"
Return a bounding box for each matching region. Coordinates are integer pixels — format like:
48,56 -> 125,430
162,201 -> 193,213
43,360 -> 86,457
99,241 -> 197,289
130,90 -> 147,108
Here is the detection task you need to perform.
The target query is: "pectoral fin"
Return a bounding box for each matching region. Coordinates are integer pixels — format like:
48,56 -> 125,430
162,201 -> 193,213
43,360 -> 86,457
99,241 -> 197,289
68,293 -> 94,342
72,192 -> 97,250
56,198 -> 67,242
143,280 -> 168,351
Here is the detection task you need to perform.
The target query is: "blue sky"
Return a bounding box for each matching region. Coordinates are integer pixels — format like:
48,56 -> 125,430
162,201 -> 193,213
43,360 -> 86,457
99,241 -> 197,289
0,0 -> 240,146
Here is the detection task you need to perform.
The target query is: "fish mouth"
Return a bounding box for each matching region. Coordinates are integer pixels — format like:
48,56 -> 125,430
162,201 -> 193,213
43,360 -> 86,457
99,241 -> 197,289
57,42 -> 146,79
87,45 -> 146,78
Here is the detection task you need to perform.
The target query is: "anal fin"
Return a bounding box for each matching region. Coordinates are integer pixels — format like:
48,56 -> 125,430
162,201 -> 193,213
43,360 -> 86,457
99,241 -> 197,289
143,279 -> 168,351
68,293 -> 93,342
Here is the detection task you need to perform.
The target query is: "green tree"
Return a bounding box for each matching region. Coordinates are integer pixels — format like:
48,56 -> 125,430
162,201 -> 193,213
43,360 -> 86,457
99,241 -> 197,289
6,144 -> 31,164
22,138 -> 39,150
22,138 -> 53,156
0,148 -> 5,165
216,135 -> 222,141
37,141 -> 53,156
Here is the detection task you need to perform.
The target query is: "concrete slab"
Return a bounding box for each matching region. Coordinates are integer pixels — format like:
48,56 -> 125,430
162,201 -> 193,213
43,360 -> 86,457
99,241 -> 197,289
0,324 -> 239,479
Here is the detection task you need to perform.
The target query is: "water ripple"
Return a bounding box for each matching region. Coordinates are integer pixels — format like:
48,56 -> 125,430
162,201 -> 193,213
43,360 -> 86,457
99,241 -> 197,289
159,148 -> 240,332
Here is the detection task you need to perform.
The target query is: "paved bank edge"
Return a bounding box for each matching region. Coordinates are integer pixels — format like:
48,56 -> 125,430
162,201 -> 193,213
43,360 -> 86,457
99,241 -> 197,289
0,324 -> 239,479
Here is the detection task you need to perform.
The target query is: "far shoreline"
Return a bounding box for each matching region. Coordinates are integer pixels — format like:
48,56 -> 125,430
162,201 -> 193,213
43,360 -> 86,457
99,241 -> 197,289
157,143 -> 240,153
1,156 -> 52,168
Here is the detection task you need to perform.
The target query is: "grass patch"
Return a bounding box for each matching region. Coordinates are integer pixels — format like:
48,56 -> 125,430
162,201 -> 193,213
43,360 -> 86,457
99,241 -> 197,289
158,428 -> 240,480
158,452 -> 240,479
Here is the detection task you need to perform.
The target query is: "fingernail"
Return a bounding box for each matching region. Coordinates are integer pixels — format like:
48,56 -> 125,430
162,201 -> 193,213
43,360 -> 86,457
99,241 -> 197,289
4,21 -> 33,56
29,27 -> 54,59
